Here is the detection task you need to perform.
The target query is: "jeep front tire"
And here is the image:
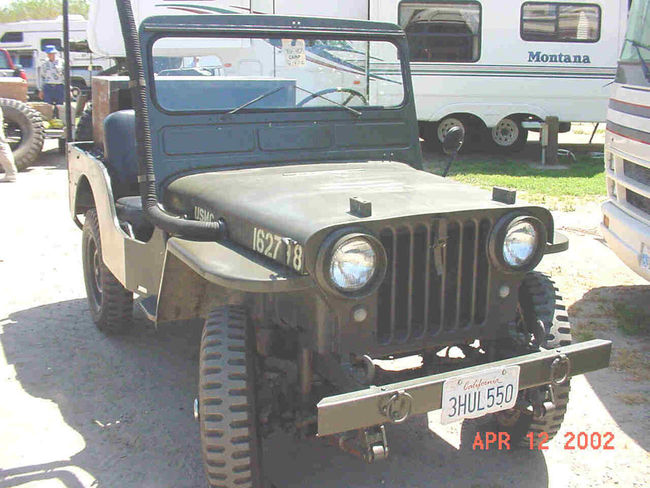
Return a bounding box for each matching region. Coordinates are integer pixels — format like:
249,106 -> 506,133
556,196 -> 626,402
199,305 -> 263,488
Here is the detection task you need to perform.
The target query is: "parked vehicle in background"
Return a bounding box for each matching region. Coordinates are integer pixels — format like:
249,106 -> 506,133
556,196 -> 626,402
0,15 -> 113,100
0,48 -> 27,81
87,0 -> 628,152
394,0 -> 628,150
601,0 -> 650,281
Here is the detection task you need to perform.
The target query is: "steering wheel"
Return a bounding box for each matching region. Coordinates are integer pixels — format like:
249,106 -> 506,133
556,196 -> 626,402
297,87 -> 368,107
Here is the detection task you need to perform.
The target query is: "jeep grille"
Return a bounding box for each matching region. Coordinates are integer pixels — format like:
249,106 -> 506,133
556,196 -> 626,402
377,218 -> 492,345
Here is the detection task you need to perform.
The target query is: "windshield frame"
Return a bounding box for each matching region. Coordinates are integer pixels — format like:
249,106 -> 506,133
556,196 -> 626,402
145,30 -> 411,116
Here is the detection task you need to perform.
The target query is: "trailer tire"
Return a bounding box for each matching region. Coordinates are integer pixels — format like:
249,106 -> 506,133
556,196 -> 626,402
437,116 -> 467,146
490,117 -> 528,152
199,305 -> 264,488
461,272 -> 571,450
82,209 -> 134,334
75,104 -> 93,142
0,97 -> 44,170
70,80 -> 85,102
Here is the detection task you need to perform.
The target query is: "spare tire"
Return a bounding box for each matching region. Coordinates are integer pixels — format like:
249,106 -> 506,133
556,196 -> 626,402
0,97 -> 44,170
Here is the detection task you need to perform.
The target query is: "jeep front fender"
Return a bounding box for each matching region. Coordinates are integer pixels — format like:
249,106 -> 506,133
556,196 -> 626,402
156,237 -> 314,323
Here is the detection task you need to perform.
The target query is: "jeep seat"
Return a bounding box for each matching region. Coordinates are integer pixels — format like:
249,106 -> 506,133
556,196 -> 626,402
115,196 -> 154,241
103,110 -> 139,199
104,110 -> 154,241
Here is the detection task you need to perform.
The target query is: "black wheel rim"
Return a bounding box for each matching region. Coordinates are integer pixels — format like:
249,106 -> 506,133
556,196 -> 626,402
85,235 -> 103,309
4,121 -> 23,151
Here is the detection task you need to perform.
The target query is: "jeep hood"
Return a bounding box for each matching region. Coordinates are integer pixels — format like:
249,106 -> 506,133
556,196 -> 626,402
164,161 -> 548,248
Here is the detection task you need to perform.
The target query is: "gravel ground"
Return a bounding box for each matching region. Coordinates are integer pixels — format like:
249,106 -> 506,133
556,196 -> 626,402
0,141 -> 648,488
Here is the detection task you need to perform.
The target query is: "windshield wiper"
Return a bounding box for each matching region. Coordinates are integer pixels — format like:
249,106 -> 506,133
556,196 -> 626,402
295,86 -> 362,116
228,86 -> 284,114
628,39 -> 650,82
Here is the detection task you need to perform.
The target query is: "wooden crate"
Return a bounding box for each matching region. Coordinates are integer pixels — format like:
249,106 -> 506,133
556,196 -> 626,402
0,78 -> 28,102
91,76 -> 130,146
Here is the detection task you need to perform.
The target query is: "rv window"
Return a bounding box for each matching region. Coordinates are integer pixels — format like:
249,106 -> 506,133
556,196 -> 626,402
0,55 -> 10,69
399,2 -> 481,62
40,38 -> 62,51
1,32 -> 23,43
521,3 -> 601,42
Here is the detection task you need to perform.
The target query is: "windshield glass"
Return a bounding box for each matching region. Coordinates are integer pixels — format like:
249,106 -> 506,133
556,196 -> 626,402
151,35 -> 405,112
620,0 -> 650,62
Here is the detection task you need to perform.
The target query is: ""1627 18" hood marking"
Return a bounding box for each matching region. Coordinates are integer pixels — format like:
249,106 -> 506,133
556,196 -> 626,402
253,227 -> 303,272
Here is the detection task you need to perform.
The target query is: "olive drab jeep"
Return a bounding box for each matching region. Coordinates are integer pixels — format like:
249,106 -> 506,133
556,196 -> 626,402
67,3 -> 612,487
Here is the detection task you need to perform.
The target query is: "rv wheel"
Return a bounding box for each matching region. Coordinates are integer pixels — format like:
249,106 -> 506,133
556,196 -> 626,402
437,116 -> 467,145
490,117 -> 528,152
70,80 -> 85,102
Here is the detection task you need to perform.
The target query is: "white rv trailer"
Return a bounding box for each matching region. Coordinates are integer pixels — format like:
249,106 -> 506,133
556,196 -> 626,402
88,0 -> 627,150
0,15 -> 113,98
601,0 -> 650,281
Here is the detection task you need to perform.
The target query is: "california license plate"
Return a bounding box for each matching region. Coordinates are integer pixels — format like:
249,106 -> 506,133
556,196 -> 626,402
440,366 -> 520,424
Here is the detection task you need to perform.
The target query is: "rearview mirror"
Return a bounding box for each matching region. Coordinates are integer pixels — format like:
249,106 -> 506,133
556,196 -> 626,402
442,126 -> 465,155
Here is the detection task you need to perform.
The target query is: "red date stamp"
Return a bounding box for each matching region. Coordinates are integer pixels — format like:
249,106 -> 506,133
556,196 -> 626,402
471,431 -> 615,450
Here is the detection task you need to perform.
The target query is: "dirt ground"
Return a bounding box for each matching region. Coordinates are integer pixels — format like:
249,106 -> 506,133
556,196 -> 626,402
0,140 -> 648,488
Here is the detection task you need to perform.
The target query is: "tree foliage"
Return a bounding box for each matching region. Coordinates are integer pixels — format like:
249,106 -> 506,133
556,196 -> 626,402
0,1 -> 89,23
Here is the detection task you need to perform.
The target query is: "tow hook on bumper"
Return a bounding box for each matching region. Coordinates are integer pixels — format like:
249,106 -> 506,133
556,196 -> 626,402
317,339 -> 611,437
335,425 -> 389,463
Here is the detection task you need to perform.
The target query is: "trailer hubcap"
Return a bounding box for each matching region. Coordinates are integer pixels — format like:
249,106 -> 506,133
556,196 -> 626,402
437,117 -> 465,143
492,118 -> 519,146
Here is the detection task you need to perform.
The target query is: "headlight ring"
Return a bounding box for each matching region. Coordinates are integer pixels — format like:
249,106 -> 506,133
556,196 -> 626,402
316,230 -> 387,298
489,214 -> 547,272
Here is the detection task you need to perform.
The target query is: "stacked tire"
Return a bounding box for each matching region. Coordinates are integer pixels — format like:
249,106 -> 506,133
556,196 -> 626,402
0,98 -> 44,171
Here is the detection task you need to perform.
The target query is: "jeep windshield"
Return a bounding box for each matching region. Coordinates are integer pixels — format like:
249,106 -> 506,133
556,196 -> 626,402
150,35 -> 405,113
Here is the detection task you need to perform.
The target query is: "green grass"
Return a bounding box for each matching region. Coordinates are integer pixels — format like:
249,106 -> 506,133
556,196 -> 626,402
573,327 -> 596,342
425,155 -> 606,210
612,303 -> 650,336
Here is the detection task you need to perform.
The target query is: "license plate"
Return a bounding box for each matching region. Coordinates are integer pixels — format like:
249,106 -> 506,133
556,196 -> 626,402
440,366 -> 520,424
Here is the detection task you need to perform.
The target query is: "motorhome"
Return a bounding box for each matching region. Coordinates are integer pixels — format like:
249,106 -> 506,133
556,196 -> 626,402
601,0 -> 650,281
88,0 -> 628,151
0,15 -> 113,98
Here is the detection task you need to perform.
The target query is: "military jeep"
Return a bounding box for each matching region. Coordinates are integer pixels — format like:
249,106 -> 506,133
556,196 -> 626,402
67,6 -> 612,488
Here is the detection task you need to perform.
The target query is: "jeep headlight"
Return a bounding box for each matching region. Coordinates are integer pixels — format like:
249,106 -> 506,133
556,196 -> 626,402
490,214 -> 547,272
316,231 -> 387,297
329,237 -> 376,291
503,220 -> 538,267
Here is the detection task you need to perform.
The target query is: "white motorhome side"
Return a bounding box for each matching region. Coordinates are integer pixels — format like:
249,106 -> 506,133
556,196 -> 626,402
253,0 -> 628,150
87,0 -> 627,150
601,0 -> 650,281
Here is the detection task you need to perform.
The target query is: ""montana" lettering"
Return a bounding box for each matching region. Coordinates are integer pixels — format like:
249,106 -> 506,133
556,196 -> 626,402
528,51 -> 591,64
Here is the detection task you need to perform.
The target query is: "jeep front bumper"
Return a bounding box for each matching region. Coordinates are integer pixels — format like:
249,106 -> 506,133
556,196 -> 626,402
317,339 -> 611,436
